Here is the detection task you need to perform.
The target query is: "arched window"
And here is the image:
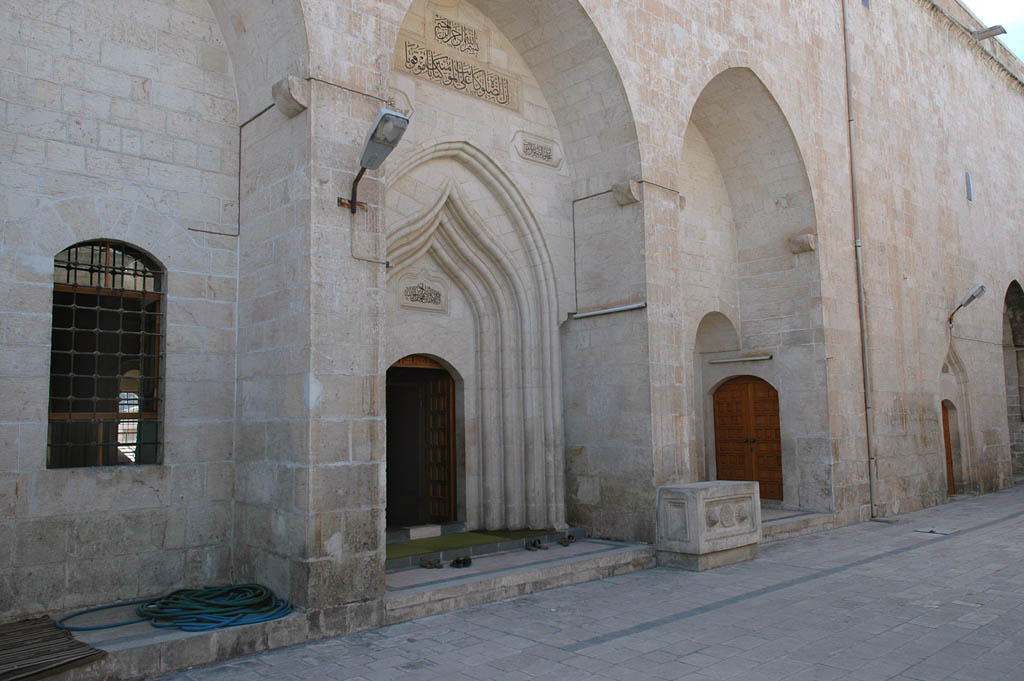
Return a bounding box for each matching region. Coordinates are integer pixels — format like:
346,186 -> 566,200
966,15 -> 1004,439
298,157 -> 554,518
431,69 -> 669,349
48,241 -> 164,467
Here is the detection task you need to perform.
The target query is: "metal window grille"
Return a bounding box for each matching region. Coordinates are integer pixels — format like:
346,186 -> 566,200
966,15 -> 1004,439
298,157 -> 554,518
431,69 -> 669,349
47,241 -> 165,468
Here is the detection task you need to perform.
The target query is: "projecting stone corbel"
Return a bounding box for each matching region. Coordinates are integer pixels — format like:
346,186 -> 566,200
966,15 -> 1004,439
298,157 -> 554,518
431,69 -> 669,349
271,76 -> 310,118
612,180 -> 643,206
788,233 -> 817,254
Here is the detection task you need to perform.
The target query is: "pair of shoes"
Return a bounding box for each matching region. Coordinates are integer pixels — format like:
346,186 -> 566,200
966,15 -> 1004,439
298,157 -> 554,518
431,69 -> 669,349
558,535 -> 576,547
450,556 -> 472,568
419,558 -> 442,569
525,538 -> 548,551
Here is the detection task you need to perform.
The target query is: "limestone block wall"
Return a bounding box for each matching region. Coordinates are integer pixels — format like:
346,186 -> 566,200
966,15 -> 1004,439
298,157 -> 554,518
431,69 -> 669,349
577,0 -> 1020,521
562,310 -> 654,540
1003,289 -> 1024,474
844,0 -> 1022,513
571,0 -> 864,523
1,0 -> 1021,629
0,0 -> 239,618
207,0 -> 308,123
231,103 -> 314,607
304,80 -> 394,624
564,192 -> 654,540
644,183 -> 689,497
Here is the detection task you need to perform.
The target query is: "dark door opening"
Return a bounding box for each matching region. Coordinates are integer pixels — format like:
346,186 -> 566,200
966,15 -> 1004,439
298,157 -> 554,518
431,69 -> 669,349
713,375 -> 783,500
941,401 -> 956,495
386,355 -> 456,528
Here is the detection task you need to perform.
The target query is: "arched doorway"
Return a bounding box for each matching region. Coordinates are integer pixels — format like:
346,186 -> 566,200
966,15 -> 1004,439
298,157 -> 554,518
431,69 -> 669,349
940,400 -> 960,495
713,376 -> 783,500
682,66 -> 828,512
386,0 -> 640,535
1003,282 -> 1024,475
386,355 -> 457,528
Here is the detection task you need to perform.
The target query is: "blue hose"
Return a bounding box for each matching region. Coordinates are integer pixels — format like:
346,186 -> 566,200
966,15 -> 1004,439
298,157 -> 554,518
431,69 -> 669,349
56,584 -> 292,632
54,598 -> 152,631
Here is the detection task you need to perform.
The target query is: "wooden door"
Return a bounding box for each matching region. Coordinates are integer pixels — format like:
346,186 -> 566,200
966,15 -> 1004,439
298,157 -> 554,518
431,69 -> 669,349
425,372 -> 455,521
941,402 -> 955,495
386,375 -> 423,527
385,356 -> 457,527
713,376 -> 783,500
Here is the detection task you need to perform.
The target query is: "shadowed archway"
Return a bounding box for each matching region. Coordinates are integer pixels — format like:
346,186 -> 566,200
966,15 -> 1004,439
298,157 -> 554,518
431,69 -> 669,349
681,67 -> 827,512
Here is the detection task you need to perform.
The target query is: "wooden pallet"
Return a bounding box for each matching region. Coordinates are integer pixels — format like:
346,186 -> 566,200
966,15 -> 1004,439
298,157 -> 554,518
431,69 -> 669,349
0,616 -> 105,681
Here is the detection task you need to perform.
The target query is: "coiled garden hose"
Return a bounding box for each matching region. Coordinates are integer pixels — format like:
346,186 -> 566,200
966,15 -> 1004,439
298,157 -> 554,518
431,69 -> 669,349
56,584 -> 292,632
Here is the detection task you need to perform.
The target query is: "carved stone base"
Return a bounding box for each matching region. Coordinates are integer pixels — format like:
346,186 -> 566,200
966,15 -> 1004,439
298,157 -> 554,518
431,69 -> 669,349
656,544 -> 758,571
655,481 -> 761,572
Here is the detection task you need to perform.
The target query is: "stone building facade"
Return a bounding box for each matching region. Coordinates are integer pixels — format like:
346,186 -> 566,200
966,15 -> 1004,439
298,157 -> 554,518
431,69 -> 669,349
1,0 -> 1022,634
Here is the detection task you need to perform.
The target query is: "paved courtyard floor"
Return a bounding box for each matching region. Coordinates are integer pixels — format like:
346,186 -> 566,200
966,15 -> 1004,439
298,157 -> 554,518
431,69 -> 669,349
156,484 -> 1024,681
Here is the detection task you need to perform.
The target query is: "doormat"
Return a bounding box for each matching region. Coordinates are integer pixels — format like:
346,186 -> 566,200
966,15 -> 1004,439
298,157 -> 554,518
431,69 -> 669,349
0,615 -> 105,681
386,529 -> 552,560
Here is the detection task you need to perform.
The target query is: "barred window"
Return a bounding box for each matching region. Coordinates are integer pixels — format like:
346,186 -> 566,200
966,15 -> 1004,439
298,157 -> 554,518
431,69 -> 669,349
48,241 -> 164,468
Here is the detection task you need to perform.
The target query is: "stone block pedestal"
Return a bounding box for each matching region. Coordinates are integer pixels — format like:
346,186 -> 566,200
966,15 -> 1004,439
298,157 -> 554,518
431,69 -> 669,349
656,481 -> 761,571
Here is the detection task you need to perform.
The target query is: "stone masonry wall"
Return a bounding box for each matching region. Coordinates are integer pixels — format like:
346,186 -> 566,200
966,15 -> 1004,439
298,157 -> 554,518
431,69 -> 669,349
2,0 -> 1022,631
845,0 -> 1021,512
231,102 -> 313,608
0,0 -> 239,619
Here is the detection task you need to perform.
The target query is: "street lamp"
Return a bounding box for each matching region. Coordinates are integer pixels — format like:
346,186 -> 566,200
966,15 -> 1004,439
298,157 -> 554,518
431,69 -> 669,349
971,25 -> 1006,41
948,284 -> 986,327
345,109 -> 409,214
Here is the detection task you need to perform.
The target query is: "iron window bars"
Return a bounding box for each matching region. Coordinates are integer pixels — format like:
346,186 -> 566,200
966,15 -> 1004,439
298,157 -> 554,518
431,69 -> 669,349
48,241 -> 164,468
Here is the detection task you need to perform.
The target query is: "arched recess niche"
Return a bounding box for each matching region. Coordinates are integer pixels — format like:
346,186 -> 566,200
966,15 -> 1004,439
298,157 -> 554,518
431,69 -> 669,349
681,67 -> 829,512
940,400 -> 962,496
697,327 -> 800,508
384,0 -> 643,535
939,351 -> 974,493
1003,282 -> 1024,475
208,0 -> 309,123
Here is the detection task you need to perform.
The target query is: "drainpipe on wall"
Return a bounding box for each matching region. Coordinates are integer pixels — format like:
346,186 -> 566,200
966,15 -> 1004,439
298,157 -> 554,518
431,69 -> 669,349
841,0 -> 878,518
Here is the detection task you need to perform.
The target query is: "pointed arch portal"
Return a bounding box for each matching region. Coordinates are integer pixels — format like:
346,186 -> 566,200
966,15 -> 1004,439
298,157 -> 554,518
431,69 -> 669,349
385,142 -> 565,531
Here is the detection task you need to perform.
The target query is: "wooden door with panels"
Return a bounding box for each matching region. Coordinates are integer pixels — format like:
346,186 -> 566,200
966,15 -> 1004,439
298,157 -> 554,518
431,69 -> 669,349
386,355 -> 456,527
713,376 -> 783,500
941,402 -> 956,495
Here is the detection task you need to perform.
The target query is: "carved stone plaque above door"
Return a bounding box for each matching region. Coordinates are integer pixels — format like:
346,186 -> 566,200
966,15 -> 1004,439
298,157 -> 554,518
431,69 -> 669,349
397,268 -> 450,314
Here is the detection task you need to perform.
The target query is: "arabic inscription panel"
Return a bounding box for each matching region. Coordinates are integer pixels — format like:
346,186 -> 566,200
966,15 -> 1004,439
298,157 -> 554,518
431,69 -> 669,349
394,1 -> 521,112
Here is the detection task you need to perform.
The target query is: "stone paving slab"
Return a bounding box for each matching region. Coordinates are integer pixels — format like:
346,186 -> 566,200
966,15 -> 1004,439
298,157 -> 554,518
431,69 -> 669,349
155,486 -> 1024,680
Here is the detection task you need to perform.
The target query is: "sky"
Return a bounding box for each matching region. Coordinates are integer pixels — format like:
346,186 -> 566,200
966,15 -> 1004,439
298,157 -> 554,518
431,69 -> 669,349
961,0 -> 1024,60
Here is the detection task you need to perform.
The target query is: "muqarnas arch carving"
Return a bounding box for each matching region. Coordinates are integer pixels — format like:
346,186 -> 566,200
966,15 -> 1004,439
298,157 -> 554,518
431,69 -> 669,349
385,142 -> 565,531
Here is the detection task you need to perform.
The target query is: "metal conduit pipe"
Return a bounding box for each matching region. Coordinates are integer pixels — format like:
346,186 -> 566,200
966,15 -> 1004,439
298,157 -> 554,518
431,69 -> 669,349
571,302 -> 647,320
841,0 -> 878,518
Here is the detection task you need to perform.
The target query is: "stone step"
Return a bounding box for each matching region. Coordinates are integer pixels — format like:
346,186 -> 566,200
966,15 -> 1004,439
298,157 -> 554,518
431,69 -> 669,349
386,521 -> 467,544
761,511 -> 836,543
385,529 -> 587,571
384,539 -> 655,626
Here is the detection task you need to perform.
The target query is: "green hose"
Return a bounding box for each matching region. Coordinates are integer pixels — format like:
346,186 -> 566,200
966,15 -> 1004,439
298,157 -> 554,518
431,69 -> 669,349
57,584 -> 292,632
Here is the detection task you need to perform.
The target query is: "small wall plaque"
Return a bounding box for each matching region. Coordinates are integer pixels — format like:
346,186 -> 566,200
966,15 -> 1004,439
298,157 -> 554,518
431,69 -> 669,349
511,131 -> 563,169
398,269 -> 449,314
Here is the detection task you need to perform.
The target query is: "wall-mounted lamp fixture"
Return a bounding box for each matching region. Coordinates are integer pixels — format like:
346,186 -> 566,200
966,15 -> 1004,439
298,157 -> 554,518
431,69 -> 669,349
340,109 -> 409,214
972,25 -> 1006,41
948,283 -> 986,327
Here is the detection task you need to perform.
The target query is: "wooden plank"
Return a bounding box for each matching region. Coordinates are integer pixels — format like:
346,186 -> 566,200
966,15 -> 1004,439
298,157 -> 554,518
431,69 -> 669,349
0,617 -> 105,681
